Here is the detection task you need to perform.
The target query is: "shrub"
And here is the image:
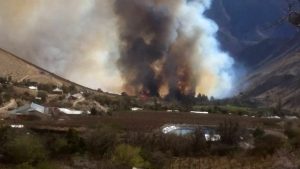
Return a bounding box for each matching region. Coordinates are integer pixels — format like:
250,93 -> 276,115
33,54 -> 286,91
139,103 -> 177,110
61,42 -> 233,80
192,127 -> 208,155
85,126 -> 118,156
14,163 -> 34,169
218,120 -> 241,145
252,134 -> 285,156
112,144 -> 150,168
65,129 -> 86,154
3,133 -> 47,164
253,128 -> 265,138
141,150 -> 169,169
284,123 -> 300,149
35,161 -> 58,169
157,134 -> 193,156
14,161 -> 57,169
47,136 -> 69,157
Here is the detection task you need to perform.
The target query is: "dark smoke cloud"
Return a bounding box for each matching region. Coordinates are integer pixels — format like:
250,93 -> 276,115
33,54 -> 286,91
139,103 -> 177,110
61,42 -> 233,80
115,0 -> 197,98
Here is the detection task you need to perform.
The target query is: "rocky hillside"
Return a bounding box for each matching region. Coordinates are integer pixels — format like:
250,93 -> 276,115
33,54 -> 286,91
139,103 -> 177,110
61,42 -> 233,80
207,0 -> 300,113
244,35 -> 300,113
207,0 -> 297,69
0,48 -> 93,91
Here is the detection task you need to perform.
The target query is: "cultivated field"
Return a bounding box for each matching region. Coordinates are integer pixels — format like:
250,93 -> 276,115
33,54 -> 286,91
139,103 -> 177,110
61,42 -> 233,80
5,111 -> 284,132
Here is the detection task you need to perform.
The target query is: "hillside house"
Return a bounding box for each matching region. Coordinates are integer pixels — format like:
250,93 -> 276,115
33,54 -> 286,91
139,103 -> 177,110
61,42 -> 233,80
9,102 -> 49,120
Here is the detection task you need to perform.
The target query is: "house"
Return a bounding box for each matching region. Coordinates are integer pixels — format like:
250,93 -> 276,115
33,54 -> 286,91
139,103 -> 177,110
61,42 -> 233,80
9,102 -> 49,120
10,102 -> 48,114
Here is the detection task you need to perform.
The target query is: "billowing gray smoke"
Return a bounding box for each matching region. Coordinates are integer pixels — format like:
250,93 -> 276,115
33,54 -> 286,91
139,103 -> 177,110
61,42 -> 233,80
115,0 -> 195,97
0,0 -> 236,98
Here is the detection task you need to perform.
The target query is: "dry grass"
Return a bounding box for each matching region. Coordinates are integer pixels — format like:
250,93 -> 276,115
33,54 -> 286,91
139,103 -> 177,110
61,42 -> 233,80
0,48 -> 94,92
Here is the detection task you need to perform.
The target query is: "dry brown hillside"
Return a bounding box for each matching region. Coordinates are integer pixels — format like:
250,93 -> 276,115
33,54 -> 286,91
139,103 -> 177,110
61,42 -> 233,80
0,48 -> 93,91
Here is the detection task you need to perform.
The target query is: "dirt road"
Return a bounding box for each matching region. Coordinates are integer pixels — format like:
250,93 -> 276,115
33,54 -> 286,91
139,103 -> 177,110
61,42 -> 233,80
0,99 -> 17,114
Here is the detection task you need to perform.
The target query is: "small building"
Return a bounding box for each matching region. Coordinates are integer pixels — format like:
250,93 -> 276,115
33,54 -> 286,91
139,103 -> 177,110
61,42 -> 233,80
9,102 -> 49,120
58,108 -> 85,115
52,87 -> 63,94
28,86 -> 38,90
69,93 -> 83,100
10,102 -> 48,114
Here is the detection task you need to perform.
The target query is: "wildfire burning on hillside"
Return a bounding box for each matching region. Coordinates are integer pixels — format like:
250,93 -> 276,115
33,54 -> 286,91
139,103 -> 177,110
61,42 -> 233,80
0,0 -> 236,99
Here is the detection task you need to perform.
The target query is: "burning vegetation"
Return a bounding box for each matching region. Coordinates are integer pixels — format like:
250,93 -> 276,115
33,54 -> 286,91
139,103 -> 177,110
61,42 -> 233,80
115,0 -> 235,99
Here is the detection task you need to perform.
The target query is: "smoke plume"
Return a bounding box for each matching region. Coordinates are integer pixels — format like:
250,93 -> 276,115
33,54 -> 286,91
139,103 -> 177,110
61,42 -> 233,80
0,0 -> 236,98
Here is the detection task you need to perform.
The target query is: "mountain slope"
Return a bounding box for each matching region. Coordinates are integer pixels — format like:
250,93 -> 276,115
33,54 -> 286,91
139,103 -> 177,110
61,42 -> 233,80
244,38 -> 300,113
207,0 -> 297,68
0,48 -> 93,91
207,1 -> 300,113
